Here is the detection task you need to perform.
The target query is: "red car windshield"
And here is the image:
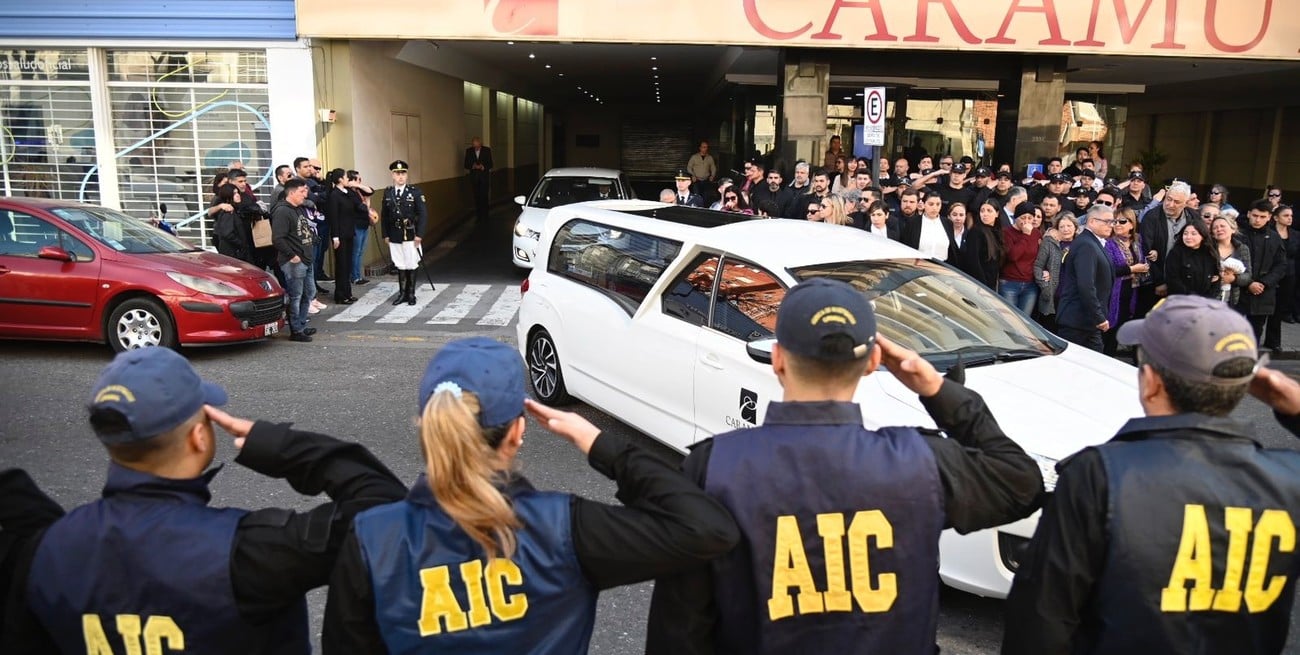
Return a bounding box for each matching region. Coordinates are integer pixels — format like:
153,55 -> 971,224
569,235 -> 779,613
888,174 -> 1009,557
51,207 -> 195,254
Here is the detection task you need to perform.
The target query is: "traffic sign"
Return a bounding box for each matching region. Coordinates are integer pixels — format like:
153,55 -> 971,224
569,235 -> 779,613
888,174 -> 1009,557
863,87 -> 886,147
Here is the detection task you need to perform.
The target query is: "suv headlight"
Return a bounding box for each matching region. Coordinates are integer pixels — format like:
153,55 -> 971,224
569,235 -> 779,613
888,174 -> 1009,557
1029,453 -> 1059,493
167,272 -> 244,297
514,220 -> 529,237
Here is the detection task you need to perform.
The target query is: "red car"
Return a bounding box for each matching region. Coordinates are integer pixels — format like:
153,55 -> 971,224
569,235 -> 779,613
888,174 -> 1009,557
0,198 -> 285,352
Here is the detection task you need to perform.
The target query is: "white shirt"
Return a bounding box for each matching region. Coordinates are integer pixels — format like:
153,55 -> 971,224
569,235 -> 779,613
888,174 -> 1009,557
917,215 -> 951,261
870,224 -> 889,237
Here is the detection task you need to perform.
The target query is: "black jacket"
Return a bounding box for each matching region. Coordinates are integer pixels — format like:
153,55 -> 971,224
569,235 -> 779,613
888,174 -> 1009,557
1138,205 -> 1201,287
959,224 -> 1003,290
1057,231 -> 1114,330
324,187 -> 368,242
271,201 -> 313,266
1238,223 -> 1288,316
213,209 -> 250,263
463,146 -> 493,175
646,380 -> 1043,655
1003,411 -> 1300,655
2,423 -> 406,652
322,431 -> 740,654
901,214 -> 961,263
1163,243 -> 1220,298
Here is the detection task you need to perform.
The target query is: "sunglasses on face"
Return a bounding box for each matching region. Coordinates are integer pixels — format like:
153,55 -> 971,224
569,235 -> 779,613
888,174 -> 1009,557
1094,199 -> 1114,206
808,207 -> 821,214
1201,213 -> 1216,219
725,195 -> 738,201
1269,193 -> 1282,198
1210,190 -> 1222,195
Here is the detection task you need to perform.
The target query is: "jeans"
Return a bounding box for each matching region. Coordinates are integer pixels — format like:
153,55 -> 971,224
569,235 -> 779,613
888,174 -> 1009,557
280,260 -> 317,334
352,226 -> 369,281
999,280 -> 1040,316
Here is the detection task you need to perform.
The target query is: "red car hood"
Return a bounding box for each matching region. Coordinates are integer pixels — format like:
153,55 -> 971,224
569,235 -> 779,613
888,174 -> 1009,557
127,250 -> 280,293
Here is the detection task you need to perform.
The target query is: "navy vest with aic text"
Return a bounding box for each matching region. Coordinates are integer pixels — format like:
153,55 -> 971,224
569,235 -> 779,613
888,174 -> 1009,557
705,401 -> 945,655
26,463 -> 310,655
1085,426 -> 1300,654
354,475 -> 596,655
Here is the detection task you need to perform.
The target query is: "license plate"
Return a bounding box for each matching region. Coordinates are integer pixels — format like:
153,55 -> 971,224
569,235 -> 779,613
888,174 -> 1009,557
264,322 -> 279,336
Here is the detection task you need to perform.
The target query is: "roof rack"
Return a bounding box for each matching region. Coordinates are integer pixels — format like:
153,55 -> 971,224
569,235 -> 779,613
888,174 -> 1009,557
624,206 -> 762,229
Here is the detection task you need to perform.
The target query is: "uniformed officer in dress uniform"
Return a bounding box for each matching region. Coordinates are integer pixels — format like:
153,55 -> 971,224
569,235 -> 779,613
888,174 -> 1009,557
1004,295 -> 1300,655
0,347 -> 405,653
321,338 -> 739,654
381,160 -> 428,306
646,277 -> 1043,654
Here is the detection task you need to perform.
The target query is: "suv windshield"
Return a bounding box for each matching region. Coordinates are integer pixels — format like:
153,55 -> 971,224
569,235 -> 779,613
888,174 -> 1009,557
791,259 -> 1062,364
529,177 -> 621,209
51,206 -> 195,254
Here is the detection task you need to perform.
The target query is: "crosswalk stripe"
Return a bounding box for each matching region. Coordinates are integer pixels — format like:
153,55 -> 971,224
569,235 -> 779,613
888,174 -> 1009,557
377,284 -> 446,324
327,281 -> 400,322
428,284 -> 491,325
477,286 -> 522,326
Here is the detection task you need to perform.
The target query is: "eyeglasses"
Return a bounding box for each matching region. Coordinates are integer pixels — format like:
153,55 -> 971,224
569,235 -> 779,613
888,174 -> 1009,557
1094,199 -> 1114,206
1269,192 -> 1282,198
1210,190 -> 1222,195
1201,213 -> 1216,219
725,195 -> 738,201
807,207 -> 822,214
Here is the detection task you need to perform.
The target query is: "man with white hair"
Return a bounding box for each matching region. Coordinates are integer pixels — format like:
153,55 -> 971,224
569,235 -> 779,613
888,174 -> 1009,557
658,188 -> 677,204
1137,180 -> 1202,317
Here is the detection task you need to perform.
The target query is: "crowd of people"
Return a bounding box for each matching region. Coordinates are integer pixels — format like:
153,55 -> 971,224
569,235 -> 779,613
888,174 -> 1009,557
681,140 -> 1295,356
6,276 -> 1300,654
202,156 -> 428,343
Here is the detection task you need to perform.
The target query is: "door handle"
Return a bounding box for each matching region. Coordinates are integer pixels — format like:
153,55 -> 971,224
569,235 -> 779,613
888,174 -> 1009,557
700,353 -> 724,370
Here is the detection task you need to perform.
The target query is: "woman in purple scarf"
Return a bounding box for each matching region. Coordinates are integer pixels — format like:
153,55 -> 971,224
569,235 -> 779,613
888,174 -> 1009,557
1102,207 -> 1151,356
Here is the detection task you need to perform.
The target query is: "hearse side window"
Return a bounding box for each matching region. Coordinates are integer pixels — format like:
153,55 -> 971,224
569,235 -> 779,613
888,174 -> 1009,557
547,219 -> 683,314
661,253 -> 719,327
710,258 -> 785,341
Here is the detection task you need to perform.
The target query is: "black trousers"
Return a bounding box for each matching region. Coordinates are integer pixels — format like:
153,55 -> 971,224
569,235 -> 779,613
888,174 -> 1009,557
333,236 -> 353,302
1059,324 -> 1104,352
1263,275 -> 1296,349
1135,284 -> 1160,320
470,172 -> 490,222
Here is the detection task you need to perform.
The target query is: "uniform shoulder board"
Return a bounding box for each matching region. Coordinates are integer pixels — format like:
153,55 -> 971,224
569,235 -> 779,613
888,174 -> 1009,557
915,427 -> 950,439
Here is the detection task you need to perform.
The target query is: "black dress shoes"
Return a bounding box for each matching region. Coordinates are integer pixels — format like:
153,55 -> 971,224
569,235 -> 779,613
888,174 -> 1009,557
302,327 -> 318,336
354,278 -> 369,285
289,332 -> 313,343
336,297 -> 357,305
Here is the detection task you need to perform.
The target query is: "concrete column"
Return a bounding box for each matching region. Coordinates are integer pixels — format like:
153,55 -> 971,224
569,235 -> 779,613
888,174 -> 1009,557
86,47 -> 120,212
996,56 -> 1067,170
777,50 -> 830,168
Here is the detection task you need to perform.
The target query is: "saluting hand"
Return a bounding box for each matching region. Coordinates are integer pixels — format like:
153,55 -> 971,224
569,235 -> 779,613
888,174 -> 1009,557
877,335 -> 944,398
524,398 -> 600,455
1250,368 -> 1300,417
205,405 -> 253,449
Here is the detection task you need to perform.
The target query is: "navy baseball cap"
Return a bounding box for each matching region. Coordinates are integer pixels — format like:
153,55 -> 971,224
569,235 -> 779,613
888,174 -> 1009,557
776,278 -> 877,362
419,337 -> 525,427
974,166 -> 992,178
1118,295 -> 1260,386
89,348 -> 227,444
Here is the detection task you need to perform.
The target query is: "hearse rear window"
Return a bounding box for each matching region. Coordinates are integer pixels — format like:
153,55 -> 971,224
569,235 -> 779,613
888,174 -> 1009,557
548,219 -> 682,314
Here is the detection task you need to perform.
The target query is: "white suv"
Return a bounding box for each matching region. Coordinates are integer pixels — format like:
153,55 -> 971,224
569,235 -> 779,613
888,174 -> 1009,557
516,201 -> 1140,598
511,167 -> 635,268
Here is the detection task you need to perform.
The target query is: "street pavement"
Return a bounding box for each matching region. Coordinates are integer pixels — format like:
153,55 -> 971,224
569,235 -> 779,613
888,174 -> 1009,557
4,210 -> 1300,653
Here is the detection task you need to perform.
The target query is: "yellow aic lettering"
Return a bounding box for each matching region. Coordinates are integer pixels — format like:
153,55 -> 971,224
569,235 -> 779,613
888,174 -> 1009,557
419,559 -> 529,635
768,510 -> 896,621
81,614 -> 185,655
1161,504 -> 1296,614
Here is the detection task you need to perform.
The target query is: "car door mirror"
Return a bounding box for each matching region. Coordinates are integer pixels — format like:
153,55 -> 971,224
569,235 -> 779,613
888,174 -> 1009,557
746,337 -> 776,365
514,195 -> 527,206
37,245 -> 74,262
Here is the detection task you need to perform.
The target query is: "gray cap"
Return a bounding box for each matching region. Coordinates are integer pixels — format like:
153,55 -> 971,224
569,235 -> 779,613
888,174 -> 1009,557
1117,295 -> 1259,385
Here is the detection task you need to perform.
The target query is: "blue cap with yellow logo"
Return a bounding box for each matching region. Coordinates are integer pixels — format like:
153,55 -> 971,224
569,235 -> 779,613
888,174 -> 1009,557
88,348 -> 228,444
775,278 -> 877,362
1117,295 -> 1260,386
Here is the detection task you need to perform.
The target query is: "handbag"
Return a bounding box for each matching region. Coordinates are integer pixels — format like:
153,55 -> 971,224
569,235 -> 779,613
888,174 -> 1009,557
251,217 -> 273,248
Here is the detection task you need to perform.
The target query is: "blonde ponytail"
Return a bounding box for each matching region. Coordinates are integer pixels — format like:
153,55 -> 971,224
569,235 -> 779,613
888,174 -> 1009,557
419,390 -> 521,558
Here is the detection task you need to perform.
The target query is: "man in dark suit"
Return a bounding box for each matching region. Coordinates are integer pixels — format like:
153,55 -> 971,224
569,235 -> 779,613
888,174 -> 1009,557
900,193 -> 959,263
1239,199 -> 1289,345
463,136 -> 493,222
1057,205 -> 1117,352
672,170 -> 705,207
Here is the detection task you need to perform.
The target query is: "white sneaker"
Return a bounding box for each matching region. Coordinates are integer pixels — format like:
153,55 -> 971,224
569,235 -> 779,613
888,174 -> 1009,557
307,305 -> 321,315
310,299 -> 325,310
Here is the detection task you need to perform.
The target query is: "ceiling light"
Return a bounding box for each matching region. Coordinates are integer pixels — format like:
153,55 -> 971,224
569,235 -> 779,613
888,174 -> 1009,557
651,56 -> 657,60
545,64 -> 551,68
507,41 -> 514,45
528,53 -> 536,59
843,96 -> 852,100
558,73 -> 564,77
855,92 -> 864,96
652,66 -> 658,70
